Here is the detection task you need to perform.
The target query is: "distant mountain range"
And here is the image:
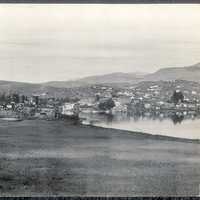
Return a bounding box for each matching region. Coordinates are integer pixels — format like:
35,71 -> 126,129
44,62 -> 200,88
0,62 -> 200,97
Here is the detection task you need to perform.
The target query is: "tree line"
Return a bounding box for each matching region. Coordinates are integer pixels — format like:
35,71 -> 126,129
0,93 -> 28,104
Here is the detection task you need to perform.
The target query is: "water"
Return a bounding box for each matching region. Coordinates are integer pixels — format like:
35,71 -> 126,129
80,112 -> 200,140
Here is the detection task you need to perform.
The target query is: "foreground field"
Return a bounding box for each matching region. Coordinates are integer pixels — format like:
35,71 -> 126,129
0,119 -> 200,196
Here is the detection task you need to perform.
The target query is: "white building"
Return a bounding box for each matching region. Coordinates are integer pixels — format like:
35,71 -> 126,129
112,101 -> 127,113
61,103 -> 79,116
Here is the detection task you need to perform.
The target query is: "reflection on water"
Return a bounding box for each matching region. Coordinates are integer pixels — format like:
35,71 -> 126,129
171,114 -> 184,124
80,112 -> 200,140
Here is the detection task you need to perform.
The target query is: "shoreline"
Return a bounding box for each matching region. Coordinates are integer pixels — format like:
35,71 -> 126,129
1,118 -> 200,144
79,123 -> 200,144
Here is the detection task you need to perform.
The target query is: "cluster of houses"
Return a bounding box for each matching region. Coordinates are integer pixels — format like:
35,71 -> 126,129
78,82 -> 200,120
1,80 -> 200,121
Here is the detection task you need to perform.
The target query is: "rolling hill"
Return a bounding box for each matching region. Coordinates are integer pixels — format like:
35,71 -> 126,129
43,72 -> 146,88
44,63 -> 200,88
144,62 -> 200,82
0,62 -> 200,97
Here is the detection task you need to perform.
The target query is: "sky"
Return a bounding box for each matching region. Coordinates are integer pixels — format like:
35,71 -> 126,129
0,4 -> 200,83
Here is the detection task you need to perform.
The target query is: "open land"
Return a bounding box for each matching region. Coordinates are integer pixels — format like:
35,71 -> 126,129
0,119 -> 200,196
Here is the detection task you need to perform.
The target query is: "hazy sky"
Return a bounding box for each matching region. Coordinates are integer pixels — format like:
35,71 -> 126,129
0,4 -> 200,83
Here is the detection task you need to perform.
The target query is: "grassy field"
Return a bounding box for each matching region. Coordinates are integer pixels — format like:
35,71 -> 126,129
0,119 -> 200,196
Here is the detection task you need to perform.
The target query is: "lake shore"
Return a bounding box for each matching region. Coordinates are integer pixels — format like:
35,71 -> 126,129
0,120 -> 200,196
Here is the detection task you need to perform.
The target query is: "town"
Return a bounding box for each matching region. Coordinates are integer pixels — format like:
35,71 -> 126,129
1,79 -> 200,123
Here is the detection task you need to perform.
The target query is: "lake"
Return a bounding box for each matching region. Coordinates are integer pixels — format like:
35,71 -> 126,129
80,112 -> 200,140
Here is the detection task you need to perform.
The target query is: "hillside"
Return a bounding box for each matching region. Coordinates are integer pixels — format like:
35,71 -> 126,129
0,81 -> 41,95
144,62 -> 200,82
78,72 -> 145,84
0,80 -> 121,99
0,62 -> 200,98
43,72 -> 145,88
0,81 -> 96,99
44,63 -> 200,87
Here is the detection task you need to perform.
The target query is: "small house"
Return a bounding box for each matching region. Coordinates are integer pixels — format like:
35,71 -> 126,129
61,103 -> 80,117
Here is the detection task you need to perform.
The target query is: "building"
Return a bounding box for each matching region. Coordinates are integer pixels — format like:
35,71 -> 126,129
39,107 -> 55,119
61,103 -> 80,117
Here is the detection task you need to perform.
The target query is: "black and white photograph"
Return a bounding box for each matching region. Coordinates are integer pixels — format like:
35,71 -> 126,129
0,4 -> 200,196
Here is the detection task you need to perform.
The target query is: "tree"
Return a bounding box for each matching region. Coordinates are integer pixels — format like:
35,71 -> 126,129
98,98 -> 115,111
7,95 -> 12,104
0,93 -> 6,103
21,95 -> 25,103
171,90 -> 184,104
12,93 -> 20,103
95,93 -> 100,102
